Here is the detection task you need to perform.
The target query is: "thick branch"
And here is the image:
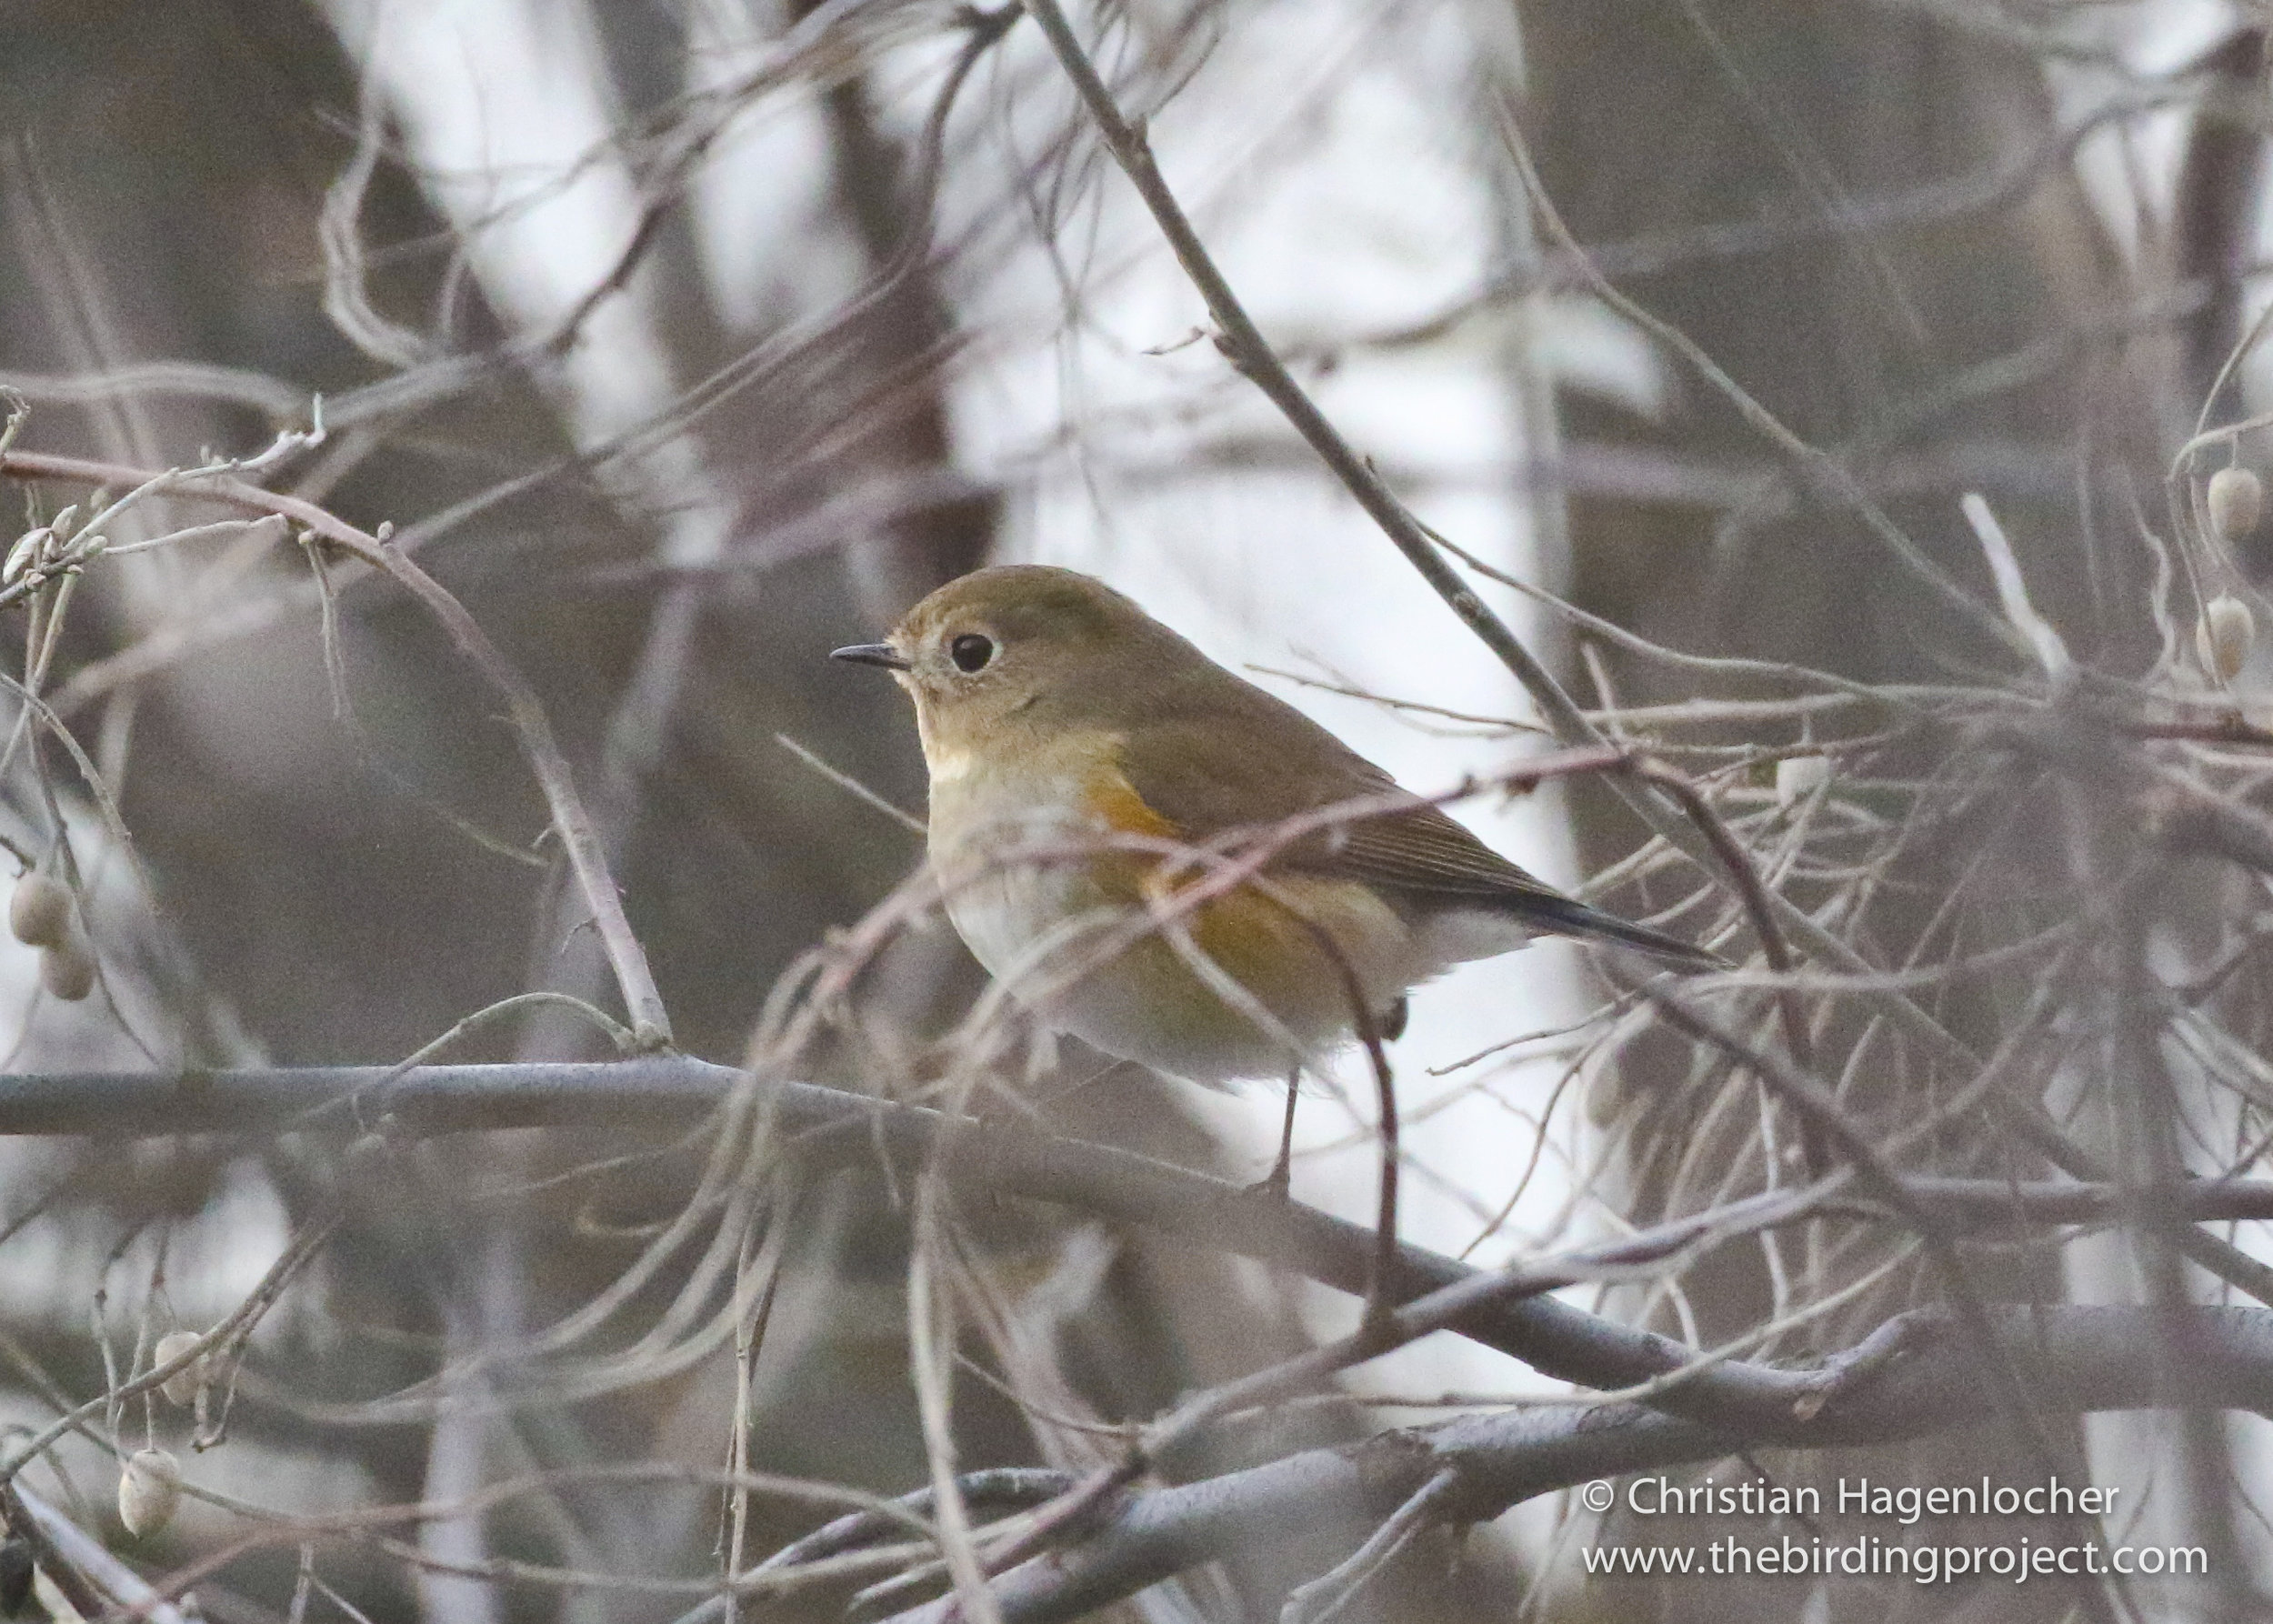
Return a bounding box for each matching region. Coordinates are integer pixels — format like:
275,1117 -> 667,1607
4,1062 -> 2272,1437
881,1304 -> 2273,1624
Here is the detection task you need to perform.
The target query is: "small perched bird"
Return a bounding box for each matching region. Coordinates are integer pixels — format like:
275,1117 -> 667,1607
834,566 -> 1713,1191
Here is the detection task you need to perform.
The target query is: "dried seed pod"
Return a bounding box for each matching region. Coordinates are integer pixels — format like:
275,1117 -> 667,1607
117,1449 -> 181,1539
38,937 -> 94,1002
2208,467 -> 2265,543
154,1329 -> 205,1406
7,872 -> 69,948
2197,592 -> 2258,683
1773,755 -> 1832,808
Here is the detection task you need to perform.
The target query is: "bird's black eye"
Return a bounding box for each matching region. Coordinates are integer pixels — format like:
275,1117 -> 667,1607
949,633 -> 995,673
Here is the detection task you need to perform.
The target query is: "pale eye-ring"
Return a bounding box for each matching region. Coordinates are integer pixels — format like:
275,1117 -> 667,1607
949,633 -> 995,673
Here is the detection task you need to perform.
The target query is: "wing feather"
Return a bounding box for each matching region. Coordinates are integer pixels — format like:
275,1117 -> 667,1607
1110,674 -> 1715,967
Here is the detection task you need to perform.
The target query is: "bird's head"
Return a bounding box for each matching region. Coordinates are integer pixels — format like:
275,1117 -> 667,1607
832,565 -> 1183,766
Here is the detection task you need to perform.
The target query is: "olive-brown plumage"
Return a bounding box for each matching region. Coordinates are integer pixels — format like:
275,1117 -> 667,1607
834,566 -> 1710,1158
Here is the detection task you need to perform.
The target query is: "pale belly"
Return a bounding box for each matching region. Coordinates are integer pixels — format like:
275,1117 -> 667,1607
927,781 -> 1455,1085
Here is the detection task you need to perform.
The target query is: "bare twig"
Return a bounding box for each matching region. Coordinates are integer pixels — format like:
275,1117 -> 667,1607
1277,1467 -> 1456,1624
0,447 -> 672,1048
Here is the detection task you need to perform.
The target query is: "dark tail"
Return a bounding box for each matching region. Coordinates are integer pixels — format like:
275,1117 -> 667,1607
1531,897 -> 1726,971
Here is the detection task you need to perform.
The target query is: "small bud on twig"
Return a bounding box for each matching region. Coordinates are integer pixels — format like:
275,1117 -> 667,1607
2198,592 -> 2257,683
118,1449 -> 181,1538
2208,467 -> 2265,543
1,528 -> 50,588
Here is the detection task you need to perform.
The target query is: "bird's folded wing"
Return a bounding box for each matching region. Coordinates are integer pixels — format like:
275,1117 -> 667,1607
1319,805 -> 1574,910
1107,704 -> 1570,913
1112,702 -> 1717,967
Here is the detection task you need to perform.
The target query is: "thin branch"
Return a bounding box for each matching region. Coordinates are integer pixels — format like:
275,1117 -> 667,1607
1277,1468 -> 1456,1624
1013,0 -> 1591,751
0,447 -> 671,1048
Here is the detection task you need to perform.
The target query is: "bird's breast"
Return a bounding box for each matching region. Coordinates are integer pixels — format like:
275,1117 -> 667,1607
923,749 -> 1118,982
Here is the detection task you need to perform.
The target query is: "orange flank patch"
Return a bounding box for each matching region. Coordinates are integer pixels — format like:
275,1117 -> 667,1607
1082,771 -> 1180,841
1191,879 -> 1359,998
1079,767 -> 1399,1007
